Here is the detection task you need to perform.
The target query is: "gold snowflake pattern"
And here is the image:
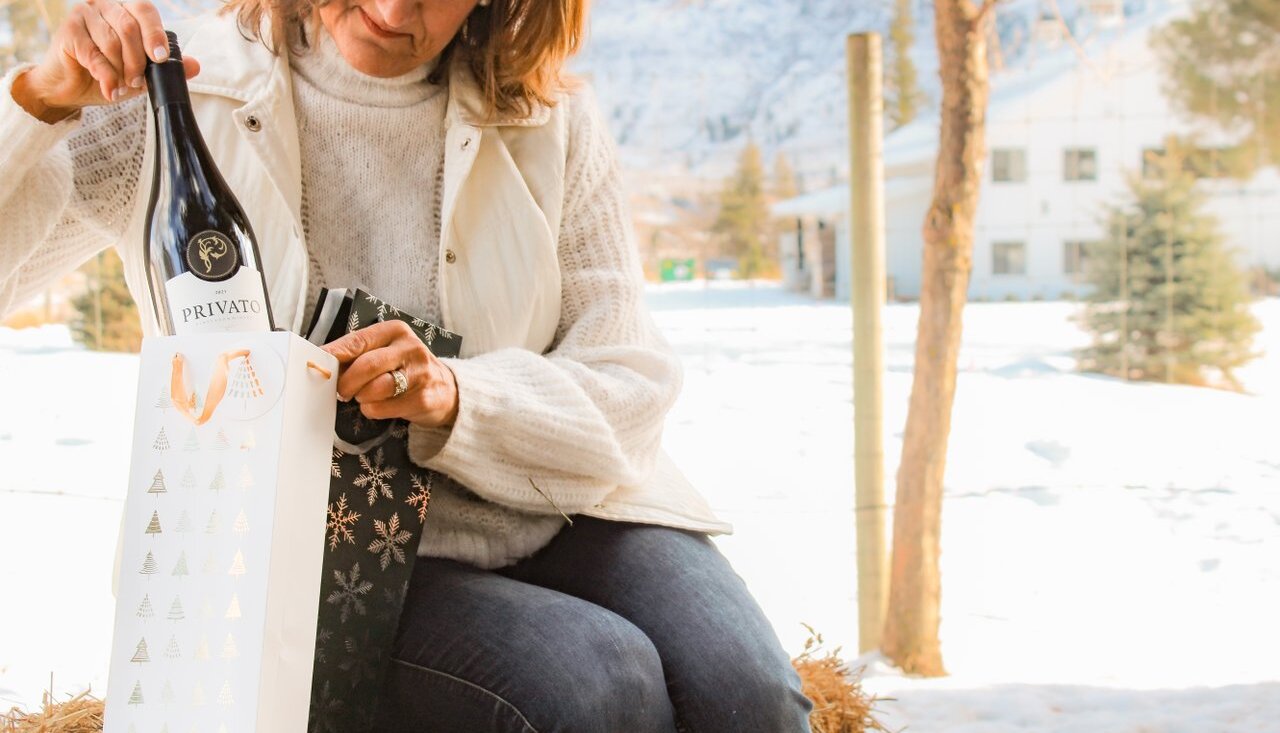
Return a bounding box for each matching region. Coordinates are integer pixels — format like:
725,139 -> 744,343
367,513 -> 411,570
326,493 -> 362,551
353,447 -> 398,506
405,473 -> 432,524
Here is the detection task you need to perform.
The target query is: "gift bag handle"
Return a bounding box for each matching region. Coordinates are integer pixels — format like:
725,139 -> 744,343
170,349 -> 251,426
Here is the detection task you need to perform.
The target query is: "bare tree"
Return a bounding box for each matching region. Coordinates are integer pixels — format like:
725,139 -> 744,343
881,0 -> 997,676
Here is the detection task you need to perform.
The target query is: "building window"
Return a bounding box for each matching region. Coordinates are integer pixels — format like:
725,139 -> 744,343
1064,148 -> 1097,181
992,241 -> 1027,275
1063,240 -> 1094,277
992,148 -> 1027,182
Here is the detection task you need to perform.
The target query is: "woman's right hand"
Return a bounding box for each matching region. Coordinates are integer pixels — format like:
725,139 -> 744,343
11,0 -> 200,123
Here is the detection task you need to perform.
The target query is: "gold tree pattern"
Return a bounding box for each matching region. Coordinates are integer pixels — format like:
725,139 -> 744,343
131,637 -> 150,664
128,680 -> 144,706
326,563 -> 373,623
406,473 -> 432,524
239,428 -> 256,451
183,428 -> 199,452
228,358 -> 264,400
205,510 -> 219,535
164,635 -> 180,660
171,551 -> 189,578
201,551 -> 218,575
175,510 -> 191,533
167,596 -> 185,621
221,632 -> 239,660
180,466 -> 197,490
218,680 -> 235,707
144,510 -> 162,536
239,463 -> 254,490
208,465 -> 226,492
136,594 -> 154,619
194,637 -> 210,661
147,468 -> 167,495
155,385 -> 171,410
139,551 -> 158,577
326,493 -> 361,551
354,447 -> 398,506
368,513 -> 411,570
214,428 -> 230,450
152,427 -> 169,451
225,593 -> 242,620
232,509 -> 249,535
228,550 -> 246,579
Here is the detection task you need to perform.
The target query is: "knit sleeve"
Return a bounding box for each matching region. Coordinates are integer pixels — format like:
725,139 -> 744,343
0,64 -> 146,318
406,84 -> 683,517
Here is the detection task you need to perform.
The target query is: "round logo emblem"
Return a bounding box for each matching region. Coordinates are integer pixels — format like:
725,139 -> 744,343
184,230 -> 240,281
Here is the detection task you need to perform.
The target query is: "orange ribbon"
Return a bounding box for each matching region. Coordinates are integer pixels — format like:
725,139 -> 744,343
170,349 -> 251,426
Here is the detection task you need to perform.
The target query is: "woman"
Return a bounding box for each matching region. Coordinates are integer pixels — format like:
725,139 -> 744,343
1,0 -> 814,729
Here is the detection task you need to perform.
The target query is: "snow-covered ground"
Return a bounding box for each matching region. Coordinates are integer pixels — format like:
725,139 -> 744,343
2,283 -> 1277,730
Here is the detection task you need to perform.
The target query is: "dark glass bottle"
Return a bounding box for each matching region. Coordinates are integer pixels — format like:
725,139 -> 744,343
144,31 -> 275,335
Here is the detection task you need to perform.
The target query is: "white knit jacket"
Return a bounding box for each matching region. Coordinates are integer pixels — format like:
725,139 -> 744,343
0,13 -> 732,569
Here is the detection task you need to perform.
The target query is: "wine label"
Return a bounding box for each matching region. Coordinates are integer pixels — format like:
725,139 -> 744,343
166,266 -> 271,334
184,230 -> 240,281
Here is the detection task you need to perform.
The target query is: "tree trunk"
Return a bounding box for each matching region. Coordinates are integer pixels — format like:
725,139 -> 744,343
881,0 -> 992,677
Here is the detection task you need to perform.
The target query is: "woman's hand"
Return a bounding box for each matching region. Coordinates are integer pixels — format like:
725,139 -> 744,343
323,320 -> 460,429
10,0 -> 200,124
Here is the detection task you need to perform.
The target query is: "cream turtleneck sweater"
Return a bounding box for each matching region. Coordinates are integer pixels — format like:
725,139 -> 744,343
288,29 -> 567,568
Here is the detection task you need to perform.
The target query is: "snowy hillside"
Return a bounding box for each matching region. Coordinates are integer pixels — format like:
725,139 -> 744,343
577,0 -> 1174,185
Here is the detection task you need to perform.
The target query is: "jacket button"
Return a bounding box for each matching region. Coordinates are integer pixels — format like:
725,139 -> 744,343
245,115 -> 262,132
445,249 -> 456,264
461,137 -> 472,151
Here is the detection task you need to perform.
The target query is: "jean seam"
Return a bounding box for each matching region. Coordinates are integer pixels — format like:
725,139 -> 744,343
390,657 -> 540,733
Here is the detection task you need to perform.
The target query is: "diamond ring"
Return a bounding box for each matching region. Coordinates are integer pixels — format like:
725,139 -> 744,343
390,369 -> 409,398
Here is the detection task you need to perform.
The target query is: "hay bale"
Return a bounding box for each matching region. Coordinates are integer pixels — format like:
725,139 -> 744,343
2,690 -> 103,733
792,623 -> 890,733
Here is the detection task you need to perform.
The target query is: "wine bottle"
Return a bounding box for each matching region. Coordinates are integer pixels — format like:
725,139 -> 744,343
143,31 -> 275,335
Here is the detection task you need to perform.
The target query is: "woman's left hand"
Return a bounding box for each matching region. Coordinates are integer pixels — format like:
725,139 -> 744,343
322,320 -> 459,429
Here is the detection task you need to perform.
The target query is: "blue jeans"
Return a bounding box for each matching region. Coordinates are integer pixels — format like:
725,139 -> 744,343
375,516 -> 813,732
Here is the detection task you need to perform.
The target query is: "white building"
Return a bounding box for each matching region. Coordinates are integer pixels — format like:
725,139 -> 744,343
774,7 -> 1280,302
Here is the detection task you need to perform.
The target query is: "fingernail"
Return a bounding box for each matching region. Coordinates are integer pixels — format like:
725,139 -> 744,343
111,88 -> 123,101
154,45 -> 169,61
336,392 -> 349,403
131,76 -> 143,89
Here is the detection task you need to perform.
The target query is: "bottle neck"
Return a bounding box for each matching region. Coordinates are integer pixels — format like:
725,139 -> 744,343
146,59 -> 216,194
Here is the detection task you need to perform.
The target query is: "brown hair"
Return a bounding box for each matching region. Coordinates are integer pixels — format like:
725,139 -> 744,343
222,0 -> 588,119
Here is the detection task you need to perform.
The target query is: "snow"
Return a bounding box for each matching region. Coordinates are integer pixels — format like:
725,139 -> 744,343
2,284 -> 1278,730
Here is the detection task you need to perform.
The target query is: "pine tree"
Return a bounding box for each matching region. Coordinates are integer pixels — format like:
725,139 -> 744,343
208,465 -> 226,492
152,427 -> 170,451
128,680 -> 144,706
887,0 -> 925,129
232,509 -> 249,535
68,249 -> 142,353
144,510 -> 163,536
713,140 -> 772,278
221,633 -> 239,660
136,594 -> 154,619
172,551 -> 189,578
139,551 -> 158,576
167,595 -> 185,621
131,637 -> 150,664
164,635 -> 181,660
225,593 -> 242,620
218,680 -> 235,706
1154,0 -> 1280,171
1079,145 -> 1260,387
228,550 -> 246,579
147,469 -> 167,495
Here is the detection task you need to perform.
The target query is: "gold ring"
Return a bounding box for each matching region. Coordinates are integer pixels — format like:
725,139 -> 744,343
390,369 -> 408,398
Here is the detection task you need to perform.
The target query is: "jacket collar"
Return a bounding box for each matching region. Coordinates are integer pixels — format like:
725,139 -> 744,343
180,12 -> 551,128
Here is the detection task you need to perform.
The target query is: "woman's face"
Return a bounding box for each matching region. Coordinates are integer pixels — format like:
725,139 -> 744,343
318,0 -> 480,78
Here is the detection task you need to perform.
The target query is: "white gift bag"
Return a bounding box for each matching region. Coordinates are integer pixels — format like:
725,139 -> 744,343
104,331 -> 337,733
